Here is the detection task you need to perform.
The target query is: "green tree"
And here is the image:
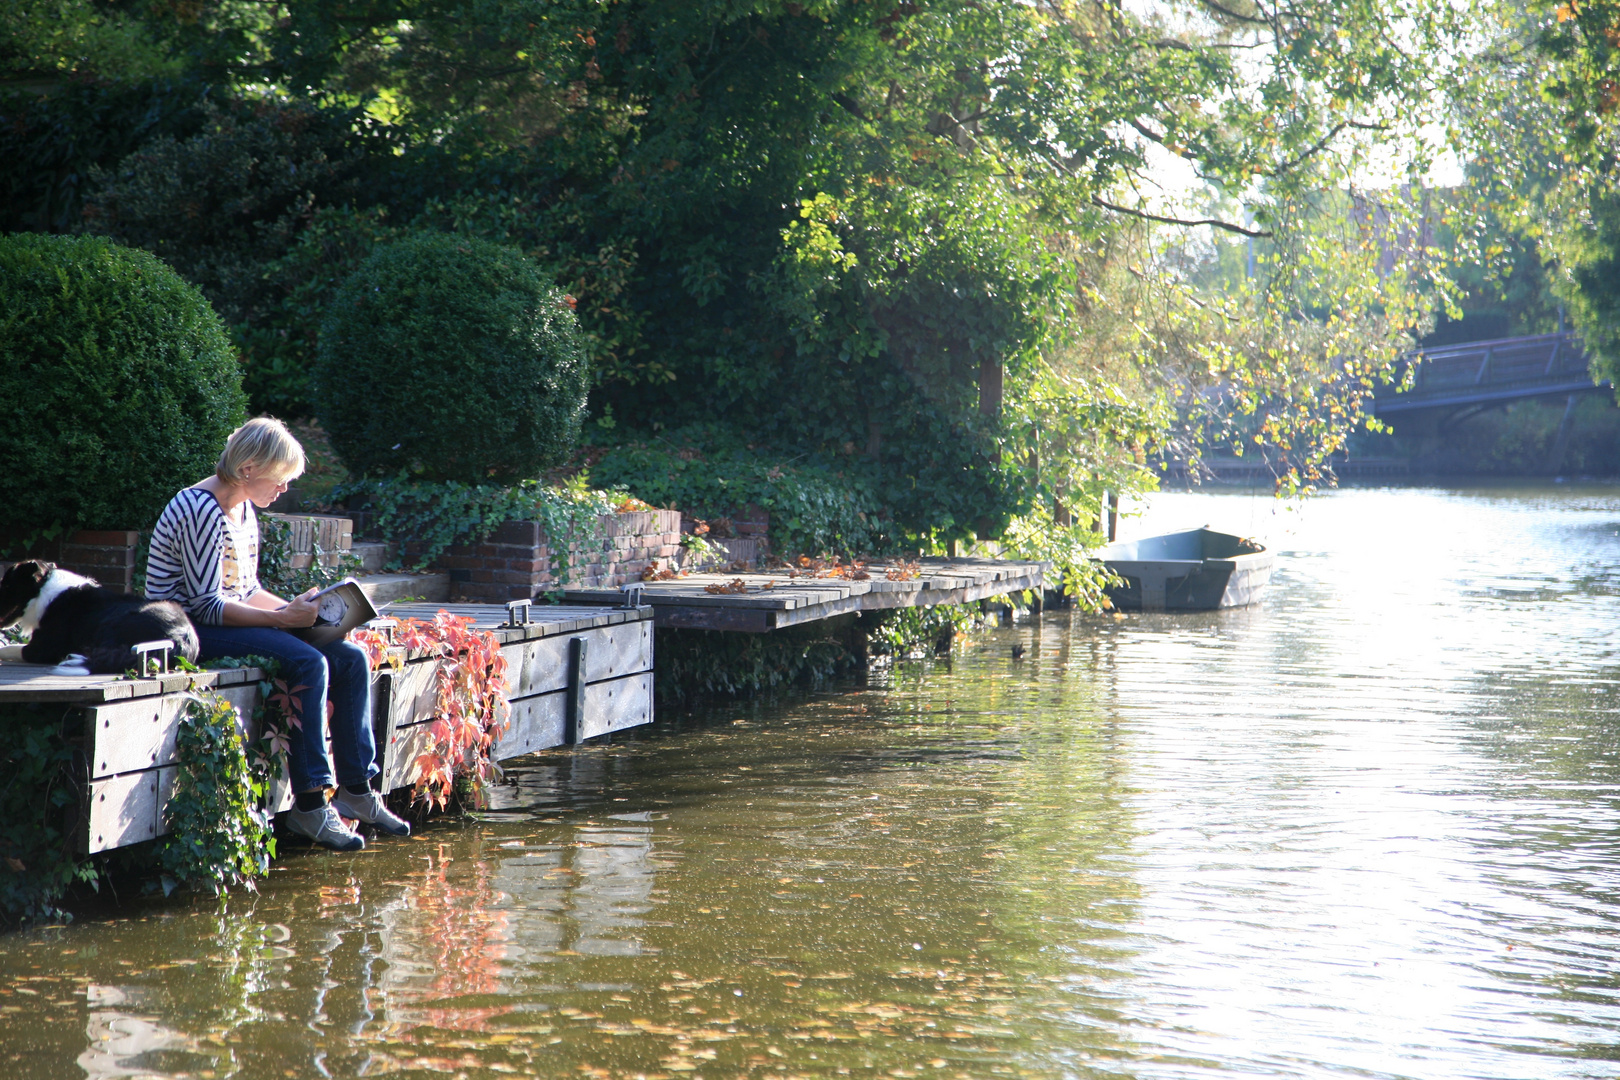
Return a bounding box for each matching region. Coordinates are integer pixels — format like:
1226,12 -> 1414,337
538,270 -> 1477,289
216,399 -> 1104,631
23,0 -> 1478,539
1448,0 -> 1620,384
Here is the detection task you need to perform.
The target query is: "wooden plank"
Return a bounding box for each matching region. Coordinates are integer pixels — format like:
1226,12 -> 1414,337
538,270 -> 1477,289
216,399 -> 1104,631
594,559 -> 1049,632
859,589 -> 931,611
84,696 -> 186,780
155,765 -> 179,835
267,774 -> 293,815
0,671 -> 136,703
381,603 -> 644,636
493,691 -> 567,760
216,683 -> 262,724
513,636 -> 570,696
653,605 -> 773,632
369,669 -> 399,803
83,679 -> 266,781
0,663 -> 275,704
83,770 -> 161,854
580,672 -> 654,740
769,593 -> 866,630
387,659 -> 440,737
563,588 -> 633,604
961,573 -> 1042,603
380,718 -> 435,792
588,619 -> 652,682
862,580 -> 925,594
390,655 -> 656,780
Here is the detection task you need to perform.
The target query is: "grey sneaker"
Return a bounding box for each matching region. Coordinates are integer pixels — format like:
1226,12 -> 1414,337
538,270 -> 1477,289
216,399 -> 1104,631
332,787 -> 411,837
287,804 -> 365,851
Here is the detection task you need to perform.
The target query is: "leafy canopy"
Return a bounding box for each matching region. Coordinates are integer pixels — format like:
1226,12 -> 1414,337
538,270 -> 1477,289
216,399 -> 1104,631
11,0 -> 1482,540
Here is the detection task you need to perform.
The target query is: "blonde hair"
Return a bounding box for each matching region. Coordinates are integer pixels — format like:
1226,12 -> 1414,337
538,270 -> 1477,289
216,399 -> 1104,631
216,417 -> 306,485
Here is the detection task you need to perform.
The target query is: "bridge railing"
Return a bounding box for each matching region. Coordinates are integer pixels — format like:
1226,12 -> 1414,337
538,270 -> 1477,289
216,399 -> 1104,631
1406,332 -> 1589,391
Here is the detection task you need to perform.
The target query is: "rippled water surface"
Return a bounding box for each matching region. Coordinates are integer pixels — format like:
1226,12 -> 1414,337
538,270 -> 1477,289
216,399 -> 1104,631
5,485 -> 1620,1079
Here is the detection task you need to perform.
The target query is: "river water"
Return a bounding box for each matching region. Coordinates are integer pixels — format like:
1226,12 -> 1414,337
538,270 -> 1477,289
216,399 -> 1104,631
4,485 -> 1620,1079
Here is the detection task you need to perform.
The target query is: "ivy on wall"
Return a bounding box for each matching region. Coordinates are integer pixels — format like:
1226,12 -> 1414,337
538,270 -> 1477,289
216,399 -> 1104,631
158,691 -> 278,897
0,702 -> 95,924
258,514 -> 362,596
336,476 -> 625,585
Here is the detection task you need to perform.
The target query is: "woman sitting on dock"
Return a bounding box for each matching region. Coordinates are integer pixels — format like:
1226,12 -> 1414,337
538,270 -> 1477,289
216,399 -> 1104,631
145,417 -> 408,851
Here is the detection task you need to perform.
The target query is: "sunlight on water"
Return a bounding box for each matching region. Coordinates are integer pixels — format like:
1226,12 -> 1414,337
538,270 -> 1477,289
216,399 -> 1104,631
3,484 -> 1620,1079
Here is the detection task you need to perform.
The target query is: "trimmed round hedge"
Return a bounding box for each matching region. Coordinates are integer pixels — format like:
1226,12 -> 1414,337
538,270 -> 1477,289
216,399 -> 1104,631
0,233 -> 247,538
314,232 -> 589,482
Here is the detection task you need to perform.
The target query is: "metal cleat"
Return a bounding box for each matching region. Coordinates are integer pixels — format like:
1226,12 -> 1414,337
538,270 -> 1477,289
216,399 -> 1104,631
132,640 -> 173,677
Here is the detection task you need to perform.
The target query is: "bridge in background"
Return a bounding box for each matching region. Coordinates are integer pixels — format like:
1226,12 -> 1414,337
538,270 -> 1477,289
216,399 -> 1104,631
1371,332 -> 1608,427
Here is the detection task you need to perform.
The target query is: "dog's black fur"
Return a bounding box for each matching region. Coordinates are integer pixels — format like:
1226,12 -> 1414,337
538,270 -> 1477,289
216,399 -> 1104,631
0,560 -> 200,674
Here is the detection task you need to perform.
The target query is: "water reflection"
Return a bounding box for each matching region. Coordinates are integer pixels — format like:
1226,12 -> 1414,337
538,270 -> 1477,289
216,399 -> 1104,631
1,485 -> 1619,1077
79,986 -> 198,1079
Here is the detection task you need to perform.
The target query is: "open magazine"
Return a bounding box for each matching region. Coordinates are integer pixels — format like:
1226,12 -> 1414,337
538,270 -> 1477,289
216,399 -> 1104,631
291,578 -> 378,647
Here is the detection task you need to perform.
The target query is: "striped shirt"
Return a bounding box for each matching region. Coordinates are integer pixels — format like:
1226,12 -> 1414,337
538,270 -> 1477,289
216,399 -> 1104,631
146,487 -> 261,625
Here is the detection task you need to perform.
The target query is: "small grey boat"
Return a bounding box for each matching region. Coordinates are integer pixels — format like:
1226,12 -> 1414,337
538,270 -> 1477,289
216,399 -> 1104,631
1097,527 -> 1274,611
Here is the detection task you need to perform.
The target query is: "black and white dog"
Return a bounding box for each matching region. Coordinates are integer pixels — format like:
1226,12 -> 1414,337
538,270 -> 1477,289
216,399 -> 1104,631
0,560 -> 199,674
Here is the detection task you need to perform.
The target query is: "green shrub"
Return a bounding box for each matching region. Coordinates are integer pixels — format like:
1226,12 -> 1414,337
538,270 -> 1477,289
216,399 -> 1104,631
0,232 -> 247,541
235,205 -> 402,418
314,231 -> 589,482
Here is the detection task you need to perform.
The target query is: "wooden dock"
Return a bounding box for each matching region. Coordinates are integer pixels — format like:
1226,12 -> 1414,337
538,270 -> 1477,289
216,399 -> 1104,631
373,603 -> 653,791
0,555 -> 1045,858
0,602 -> 656,855
563,556 -> 1047,632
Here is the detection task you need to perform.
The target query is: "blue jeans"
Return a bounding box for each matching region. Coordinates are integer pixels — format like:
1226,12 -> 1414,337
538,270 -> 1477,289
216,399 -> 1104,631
194,626 -> 378,794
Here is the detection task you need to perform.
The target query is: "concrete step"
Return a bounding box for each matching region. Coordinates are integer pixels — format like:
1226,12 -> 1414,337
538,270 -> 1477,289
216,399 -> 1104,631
356,572 -> 451,607
351,541 -> 390,574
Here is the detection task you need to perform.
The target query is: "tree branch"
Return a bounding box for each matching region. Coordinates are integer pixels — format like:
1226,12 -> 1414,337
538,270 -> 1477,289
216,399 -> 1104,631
1091,195 -> 1272,237
1128,117 -> 1201,162
831,92 -> 868,121
1264,119 -> 1387,177
1196,0 -> 1271,26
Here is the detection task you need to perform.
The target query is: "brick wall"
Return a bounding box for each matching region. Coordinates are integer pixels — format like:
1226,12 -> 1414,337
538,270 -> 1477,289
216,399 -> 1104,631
422,509 -> 685,603
261,513 -> 353,570
0,530 -> 141,592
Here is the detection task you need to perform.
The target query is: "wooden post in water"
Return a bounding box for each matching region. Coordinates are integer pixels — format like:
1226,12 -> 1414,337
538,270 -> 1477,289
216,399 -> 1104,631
565,637 -> 588,745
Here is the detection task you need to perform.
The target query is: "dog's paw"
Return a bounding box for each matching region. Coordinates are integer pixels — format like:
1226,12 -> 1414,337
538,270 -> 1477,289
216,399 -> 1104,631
0,644 -> 24,662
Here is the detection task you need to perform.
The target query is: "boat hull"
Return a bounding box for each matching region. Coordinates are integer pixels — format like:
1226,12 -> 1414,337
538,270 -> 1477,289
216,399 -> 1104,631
1098,529 -> 1275,612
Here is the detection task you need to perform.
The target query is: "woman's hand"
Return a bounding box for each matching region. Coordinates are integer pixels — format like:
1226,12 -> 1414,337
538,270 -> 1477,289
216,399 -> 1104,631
277,588 -> 321,628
